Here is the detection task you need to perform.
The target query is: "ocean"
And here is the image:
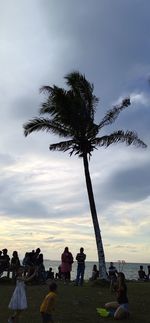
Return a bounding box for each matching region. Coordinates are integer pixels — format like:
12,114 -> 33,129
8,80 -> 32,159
44,260 -> 150,281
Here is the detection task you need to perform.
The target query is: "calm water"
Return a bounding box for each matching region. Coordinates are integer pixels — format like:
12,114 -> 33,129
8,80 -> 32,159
44,260 -> 150,281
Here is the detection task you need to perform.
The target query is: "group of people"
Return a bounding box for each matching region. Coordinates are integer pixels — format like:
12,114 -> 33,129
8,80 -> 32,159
7,260 -> 130,322
2,246 -> 150,322
0,247 -> 46,282
7,246 -> 87,323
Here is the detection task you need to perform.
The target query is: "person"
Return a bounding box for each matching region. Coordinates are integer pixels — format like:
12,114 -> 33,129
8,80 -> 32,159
108,262 -> 118,291
105,272 -> 129,319
138,265 -> 148,281
40,282 -> 57,323
8,266 -> 37,323
0,250 -> 3,276
1,248 -> 10,277
33,248 -> 41,265
75,247 -> 86,286
10,251 -> 20,281
55,265 -> 62,280
46,267 -> 54,280
36,253 -> 46,282
61,247 -> 73,281
90,264 -> 99,281
147,265 -> 150,280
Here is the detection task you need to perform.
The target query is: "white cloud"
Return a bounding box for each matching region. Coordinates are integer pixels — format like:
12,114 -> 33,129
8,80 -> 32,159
0,0 -> 150,263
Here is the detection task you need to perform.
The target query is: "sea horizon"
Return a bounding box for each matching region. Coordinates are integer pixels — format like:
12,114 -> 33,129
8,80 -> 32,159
43,260 -> 150,281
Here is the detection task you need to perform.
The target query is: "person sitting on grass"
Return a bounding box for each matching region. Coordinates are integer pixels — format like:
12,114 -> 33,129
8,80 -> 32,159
90,264 -> 99,281
104,272 -> 129,320
40,282 -> 58,323
138,265 -> 148,281
46,267 -> 54,280
55,265 -> 62,280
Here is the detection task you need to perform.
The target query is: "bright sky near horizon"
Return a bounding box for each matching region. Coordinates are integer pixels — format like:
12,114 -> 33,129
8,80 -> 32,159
0,0 -> 150,263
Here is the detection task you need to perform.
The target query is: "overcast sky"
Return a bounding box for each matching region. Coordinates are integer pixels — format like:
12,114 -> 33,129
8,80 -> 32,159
0,0 -> 150,263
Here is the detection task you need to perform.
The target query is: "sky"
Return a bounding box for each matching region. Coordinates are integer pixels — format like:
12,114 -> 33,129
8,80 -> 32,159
0,0 -> 150,264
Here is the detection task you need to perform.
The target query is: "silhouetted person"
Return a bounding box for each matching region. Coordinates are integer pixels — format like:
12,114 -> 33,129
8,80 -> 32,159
109,262 -> 118,292
147,265 -> 150,279
46,267 -> 54,280
90,264 -> 99,280
138,265 -> 148,280
10,251 -> 20,280
1,249 -> 10,277
55,265 -> 62,280
61,247 -> 73,281
75,247 -> 86,286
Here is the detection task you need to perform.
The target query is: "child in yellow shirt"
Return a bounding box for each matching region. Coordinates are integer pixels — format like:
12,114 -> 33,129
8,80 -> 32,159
40,282 -> 57,323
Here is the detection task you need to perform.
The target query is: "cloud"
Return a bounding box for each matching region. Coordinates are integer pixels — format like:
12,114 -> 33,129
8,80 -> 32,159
0,0 -> 150,262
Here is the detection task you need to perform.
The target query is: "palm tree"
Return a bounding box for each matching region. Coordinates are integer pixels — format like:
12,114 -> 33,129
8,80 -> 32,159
23,71 -> 147,279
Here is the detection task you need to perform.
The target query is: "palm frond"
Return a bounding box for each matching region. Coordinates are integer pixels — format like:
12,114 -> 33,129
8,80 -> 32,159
64,71 -> 99,119
39,86 -> 69,118
23,118 -> 71,138
98,98 -> 131,129
49,140 -> 74,152
93,130 -> 147,148
39,85 -> 53,94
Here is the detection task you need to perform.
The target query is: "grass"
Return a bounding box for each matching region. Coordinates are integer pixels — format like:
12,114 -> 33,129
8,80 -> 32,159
1,279 -> 150,323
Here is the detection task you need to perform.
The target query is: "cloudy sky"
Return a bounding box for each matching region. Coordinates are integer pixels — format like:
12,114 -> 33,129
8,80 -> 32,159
0,0 -> 150,263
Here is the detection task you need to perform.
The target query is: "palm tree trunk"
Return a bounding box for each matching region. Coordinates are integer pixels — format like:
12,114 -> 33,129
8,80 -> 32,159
83,153 -> 108,279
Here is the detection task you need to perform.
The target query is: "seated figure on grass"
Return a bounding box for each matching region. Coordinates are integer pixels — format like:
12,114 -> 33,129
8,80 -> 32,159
89,264 -> 99,281
104,272 -> 129,320
46,267 -> 54,280
138,265 -> 148,281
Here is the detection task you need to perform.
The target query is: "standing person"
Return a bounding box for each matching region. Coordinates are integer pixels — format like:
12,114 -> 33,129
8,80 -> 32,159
75,247 -> 86,286
61,247 -> 73,281
108,262 -> 118,291
10,251 -> 20,281
40,282 -> 57,323
105,272 -> 129,319
8,267 -> 37,323
1,248 -> 10,277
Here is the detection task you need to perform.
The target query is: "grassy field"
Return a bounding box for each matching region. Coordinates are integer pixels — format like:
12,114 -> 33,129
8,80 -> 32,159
1,279 -> 150,323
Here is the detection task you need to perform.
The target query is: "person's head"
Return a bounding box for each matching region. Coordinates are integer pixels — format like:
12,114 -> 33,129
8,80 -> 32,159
64,247 -> 69,253
140,265 -> 143,270
2,248 -> 8,255
49,282 -> 57,292
110,262 -> 113,266
12,250 -> 18,258
35,248 -> 41,254
80,247 -> 84,253
93,264 -> 97,271
17,266 -> 24,277
49,267 -> 52,272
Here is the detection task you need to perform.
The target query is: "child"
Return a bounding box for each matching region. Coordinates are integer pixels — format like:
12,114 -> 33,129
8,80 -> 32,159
40,282 -> 57,323
8,266 -> 37,323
